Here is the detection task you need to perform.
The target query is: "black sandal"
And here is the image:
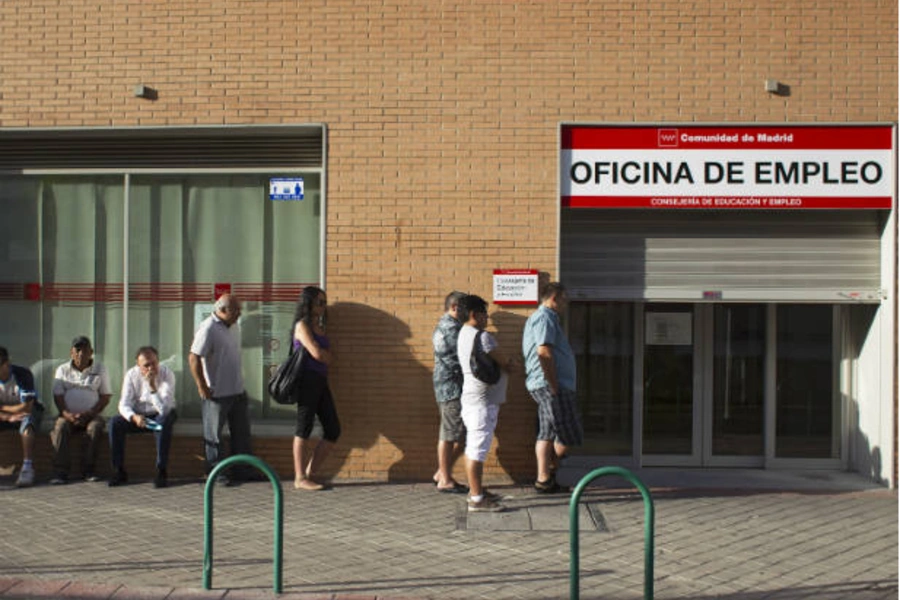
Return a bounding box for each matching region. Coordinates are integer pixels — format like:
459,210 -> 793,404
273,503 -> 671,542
437,481 -> 469,494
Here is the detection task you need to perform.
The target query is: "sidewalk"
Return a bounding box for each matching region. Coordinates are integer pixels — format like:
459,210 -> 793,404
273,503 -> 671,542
0,469 -> 896,599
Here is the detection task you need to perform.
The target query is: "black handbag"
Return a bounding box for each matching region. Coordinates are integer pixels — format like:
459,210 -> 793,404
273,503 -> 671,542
267,342 -> 307,405
470,330 -> 501,385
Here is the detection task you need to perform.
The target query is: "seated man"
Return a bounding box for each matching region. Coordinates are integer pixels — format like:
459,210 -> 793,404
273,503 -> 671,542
0,346 -> 43,487
109,346 -> 177,488
51,336 -> 111,484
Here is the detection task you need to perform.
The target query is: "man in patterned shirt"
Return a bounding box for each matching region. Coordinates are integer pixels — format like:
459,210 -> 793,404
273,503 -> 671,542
431,291 -> 468,493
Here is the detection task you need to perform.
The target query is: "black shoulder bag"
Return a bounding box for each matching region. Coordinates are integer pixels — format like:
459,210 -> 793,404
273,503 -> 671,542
267,339 -> 308,405
470,330 -> 501,385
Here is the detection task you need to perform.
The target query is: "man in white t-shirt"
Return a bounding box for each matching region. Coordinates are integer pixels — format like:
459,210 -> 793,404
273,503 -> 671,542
189,293 -> 252,485
456,294 -> 516,512
50,336 -> 112,484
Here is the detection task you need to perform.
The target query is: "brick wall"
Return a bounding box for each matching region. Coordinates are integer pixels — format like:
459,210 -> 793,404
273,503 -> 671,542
0,1 -> 896,482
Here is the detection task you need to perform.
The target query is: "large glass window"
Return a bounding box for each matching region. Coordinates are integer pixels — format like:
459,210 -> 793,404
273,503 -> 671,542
569,302 -> 634,455
776,305 -> 837,458
1,172 -> 321,420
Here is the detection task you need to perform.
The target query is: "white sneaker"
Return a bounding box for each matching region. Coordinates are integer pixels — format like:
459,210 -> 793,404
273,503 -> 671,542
15,465 -> 35,488
467,495 -> 504,512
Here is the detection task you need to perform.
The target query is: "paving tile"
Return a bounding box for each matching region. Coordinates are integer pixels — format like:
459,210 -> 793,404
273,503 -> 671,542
166,589 -> 227,600
58,581 -> 123,598
110,585 -> 176,599
0,579 -> 22,595
4,579 -> 70,597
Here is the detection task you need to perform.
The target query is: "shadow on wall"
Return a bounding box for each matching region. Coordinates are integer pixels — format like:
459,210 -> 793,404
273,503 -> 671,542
489,309 -> 536,483
848,397 -> 884,486
843,303 -> 886,485
318,301 -> 434,482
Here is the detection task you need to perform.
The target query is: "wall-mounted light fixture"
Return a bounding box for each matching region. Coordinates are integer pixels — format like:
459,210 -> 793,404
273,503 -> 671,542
134,84 -> 158,100
764,79 -> 790,97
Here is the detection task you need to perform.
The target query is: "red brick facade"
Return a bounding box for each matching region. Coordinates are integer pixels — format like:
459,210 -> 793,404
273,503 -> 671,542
0,1 -> 896,483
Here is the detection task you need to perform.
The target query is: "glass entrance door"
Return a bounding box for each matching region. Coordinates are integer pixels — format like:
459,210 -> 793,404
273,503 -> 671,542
642,304 -> 698,461
641,303 -> 766,466
707,304 -> 766,465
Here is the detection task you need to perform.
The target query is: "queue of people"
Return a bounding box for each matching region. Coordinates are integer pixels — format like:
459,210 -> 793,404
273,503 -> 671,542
430,282 -> 583,512
1,282 -> 580,505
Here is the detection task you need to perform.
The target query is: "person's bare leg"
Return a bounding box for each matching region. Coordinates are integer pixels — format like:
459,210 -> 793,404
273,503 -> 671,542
307,439 -> 334,482
22,427 -> 34,462
535,439 -> 554,483
466,457 -> 483,498
438,439 -> 466,487
293,437 -> 323,490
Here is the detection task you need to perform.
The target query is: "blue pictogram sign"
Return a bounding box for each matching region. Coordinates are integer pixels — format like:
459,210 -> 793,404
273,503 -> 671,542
269,178 -> 305,201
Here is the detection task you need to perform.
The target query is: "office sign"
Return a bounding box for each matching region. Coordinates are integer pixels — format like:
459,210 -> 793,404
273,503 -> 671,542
560,124 -> 895,209
493,269 -> 539,305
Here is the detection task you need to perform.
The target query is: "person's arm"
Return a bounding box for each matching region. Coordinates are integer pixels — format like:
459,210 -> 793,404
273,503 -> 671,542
487,345 -> 518,373
294,320 -> 332,364
81,394 -> 110,425
82,367 -> 111,424
151,366 -> 176,417
0,403 -> 27,421
536,344 -> 559,395
188,352 -> 212,399
118,370 -> 138,423
52,368 -> 79,424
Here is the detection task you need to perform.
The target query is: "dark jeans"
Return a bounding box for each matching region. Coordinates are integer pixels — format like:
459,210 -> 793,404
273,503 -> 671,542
108,411 -> 178,471
201,392 -> 253,474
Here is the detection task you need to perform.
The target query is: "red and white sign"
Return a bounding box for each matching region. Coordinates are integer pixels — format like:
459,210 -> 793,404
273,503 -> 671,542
493,269 -> 539,305
560,124 -> 895,209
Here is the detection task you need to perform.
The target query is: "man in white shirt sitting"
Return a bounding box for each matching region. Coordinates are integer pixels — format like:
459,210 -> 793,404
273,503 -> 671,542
108,346 -> 177,488
51,336 -> 111,484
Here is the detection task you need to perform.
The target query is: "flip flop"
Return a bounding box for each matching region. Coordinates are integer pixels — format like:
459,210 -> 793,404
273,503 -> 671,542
437,482 -> 468,494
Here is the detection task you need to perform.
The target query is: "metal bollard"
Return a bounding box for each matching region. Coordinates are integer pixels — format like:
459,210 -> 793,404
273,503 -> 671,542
569,466 -> 654,600
203,454 -> 284,593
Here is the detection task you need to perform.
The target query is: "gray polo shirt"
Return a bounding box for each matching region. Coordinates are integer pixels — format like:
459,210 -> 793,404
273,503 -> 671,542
190,314 -> 244,398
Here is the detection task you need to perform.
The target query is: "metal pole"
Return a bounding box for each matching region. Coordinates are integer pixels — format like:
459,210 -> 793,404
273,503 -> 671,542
202,454 -> 284,593
569,466 -> 654,600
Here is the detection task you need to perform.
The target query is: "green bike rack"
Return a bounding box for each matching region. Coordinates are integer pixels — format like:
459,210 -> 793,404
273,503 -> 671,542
569,466 -> 654,600
203,454 -> 284,594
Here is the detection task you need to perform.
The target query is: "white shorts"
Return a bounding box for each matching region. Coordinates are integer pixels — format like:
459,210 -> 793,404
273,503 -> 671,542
460,401 -> 500,463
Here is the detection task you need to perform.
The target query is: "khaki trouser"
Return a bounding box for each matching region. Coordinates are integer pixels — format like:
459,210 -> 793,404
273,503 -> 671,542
50,415 -> 106,477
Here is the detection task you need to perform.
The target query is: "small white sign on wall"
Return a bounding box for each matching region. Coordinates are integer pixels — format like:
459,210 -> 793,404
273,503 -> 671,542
492,269 -> 539,305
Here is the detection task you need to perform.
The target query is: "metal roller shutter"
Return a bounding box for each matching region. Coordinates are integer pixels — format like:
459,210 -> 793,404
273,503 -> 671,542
0,125 -> 324,171
560,210 -> 886,303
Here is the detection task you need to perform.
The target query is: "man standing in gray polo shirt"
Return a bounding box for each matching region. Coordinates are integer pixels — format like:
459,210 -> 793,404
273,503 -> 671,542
189,293 -> 253,485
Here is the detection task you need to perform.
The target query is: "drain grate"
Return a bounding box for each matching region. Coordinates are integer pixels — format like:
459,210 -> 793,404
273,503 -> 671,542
460,502 -> 610,532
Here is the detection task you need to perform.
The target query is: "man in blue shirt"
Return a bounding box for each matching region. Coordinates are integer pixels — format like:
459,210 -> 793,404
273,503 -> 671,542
522,282 -> 582,493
